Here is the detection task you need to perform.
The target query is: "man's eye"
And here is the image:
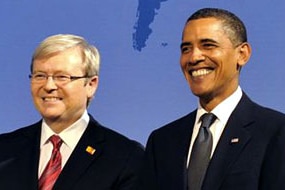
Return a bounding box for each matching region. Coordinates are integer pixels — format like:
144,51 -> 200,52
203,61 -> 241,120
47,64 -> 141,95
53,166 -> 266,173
55,75 -> 70,81
34,74 -> 46,79
181,46 -> 191,53
203,43 -> 217,49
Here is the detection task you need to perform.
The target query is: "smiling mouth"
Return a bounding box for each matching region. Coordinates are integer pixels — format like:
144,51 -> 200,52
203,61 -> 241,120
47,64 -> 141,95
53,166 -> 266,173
42,97 -> 62,101
190,68 -> 213,77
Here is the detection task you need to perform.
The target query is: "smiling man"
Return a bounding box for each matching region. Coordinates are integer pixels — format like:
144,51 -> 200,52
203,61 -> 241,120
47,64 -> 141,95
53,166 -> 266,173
0,34 -> 144,190
139,8 -> 285,190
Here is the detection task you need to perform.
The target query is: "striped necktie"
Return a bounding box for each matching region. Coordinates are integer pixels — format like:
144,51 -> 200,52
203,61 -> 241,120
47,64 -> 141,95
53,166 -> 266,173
39,135 -> 63,190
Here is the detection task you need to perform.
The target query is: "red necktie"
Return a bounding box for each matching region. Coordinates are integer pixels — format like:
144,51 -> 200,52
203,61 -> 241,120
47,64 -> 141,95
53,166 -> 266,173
39,135 -> 63,190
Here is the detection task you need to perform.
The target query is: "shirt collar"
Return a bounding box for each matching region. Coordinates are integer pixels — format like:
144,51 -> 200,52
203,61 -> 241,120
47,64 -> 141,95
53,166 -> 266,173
196,86 -> 242,125
40,110 -> 90,149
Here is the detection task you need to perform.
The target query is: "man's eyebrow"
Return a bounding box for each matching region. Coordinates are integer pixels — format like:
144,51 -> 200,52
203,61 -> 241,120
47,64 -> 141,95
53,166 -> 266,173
200,38 -> 218,44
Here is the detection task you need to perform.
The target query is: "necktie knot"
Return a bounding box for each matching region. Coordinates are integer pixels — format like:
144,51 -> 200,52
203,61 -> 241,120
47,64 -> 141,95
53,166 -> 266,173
200,113 -> 216,129
49,135 -> 62,150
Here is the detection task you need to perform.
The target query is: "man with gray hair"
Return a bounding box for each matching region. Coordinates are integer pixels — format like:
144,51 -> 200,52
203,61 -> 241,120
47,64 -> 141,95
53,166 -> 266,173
0,34 -> 143,190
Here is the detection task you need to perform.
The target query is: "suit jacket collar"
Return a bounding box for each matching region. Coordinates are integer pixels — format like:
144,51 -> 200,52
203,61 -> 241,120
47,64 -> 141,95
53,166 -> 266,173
180,112 -> 197,190
54,115 -> 105,189
13,121 -> 42,189
202,92 -> 255,190
157,111 -> 197,190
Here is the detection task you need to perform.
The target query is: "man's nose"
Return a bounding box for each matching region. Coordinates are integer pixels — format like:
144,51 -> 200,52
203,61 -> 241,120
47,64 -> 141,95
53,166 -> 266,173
188,47 -> 205,65
43,76 -> 58,91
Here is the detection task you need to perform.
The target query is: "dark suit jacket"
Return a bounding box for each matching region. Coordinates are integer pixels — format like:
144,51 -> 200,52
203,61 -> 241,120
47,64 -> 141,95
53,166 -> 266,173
139,93 -> 285,190
0,115 -> 144,190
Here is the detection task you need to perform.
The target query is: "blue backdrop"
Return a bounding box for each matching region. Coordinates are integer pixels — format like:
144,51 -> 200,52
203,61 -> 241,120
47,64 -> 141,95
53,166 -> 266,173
1,0 -> 284,144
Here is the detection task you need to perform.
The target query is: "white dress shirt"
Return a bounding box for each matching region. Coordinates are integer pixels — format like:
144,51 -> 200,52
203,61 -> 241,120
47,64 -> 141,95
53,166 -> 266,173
187,86 -> 243,166
38,110 -> 89,177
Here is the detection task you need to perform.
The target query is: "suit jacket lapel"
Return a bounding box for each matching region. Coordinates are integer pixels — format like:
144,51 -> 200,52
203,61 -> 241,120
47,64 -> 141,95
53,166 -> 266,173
203,94 -> 254,190
54,117 -> 104,190
164,112 -> 196,190
180,112 -> 197,190
14,122 -> 41,189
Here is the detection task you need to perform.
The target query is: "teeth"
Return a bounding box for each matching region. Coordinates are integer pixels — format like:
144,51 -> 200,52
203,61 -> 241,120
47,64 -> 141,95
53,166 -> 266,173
191,69 -> 212,77
43,97 -> 60,101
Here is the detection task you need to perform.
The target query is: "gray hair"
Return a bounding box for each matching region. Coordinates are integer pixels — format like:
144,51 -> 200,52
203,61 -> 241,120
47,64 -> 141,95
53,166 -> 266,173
31,34 -> 100,77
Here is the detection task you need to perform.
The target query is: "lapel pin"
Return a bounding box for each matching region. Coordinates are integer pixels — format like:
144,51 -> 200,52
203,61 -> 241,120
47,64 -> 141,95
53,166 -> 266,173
86,146 -> 96,155
231,138 -> 239,144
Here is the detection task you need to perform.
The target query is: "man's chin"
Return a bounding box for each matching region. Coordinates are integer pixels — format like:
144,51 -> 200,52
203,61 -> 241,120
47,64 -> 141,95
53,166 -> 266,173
41,114 -> 62,122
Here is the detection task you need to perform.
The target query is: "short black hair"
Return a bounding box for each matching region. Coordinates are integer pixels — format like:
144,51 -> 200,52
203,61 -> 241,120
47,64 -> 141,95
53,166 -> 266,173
186,8 -> 247,46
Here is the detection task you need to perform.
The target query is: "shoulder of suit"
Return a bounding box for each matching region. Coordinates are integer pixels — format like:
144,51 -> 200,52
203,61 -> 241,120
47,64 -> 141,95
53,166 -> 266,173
149,111 -> 196,137
0,121 -> 40,141
89,117 -> 144,152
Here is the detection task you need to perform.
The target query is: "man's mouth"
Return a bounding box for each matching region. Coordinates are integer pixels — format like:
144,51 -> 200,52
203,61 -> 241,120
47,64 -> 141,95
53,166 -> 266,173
42,97 -> 62,101
190,68 -> 213,77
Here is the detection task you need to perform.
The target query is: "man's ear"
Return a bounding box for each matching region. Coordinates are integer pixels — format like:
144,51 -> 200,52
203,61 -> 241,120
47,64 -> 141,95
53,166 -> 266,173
237,42 -> 252,67
87,76 -> 99,99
